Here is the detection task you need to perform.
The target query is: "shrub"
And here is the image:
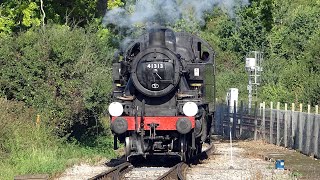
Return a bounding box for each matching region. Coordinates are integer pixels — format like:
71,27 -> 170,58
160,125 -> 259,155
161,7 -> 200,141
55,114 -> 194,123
0,24 -> 115,140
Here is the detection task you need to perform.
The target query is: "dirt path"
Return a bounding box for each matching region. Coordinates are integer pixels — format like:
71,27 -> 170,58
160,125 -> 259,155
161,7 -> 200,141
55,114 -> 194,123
187,140 -> 293,180
238,140 -> 320,179
55,160 -> 110,180
56,140 -> 297,180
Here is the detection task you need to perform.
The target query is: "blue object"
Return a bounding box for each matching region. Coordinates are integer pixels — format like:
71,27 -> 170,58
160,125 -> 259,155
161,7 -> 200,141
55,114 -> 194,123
275,159 -> 285,170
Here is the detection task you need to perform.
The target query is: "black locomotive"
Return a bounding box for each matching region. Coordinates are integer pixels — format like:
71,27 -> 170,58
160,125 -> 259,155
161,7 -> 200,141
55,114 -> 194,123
108,27 -> 215,161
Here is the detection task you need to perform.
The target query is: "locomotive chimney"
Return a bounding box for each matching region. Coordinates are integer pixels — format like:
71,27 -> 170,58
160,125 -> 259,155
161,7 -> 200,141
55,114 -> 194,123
149,28 -> 166,47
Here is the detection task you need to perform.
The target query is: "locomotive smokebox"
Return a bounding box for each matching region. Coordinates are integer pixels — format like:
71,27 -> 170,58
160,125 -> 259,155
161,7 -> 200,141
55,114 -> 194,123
149,28 -> 166,47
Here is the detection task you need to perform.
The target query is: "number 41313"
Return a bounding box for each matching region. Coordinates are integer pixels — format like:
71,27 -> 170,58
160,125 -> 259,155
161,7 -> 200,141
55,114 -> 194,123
147,63 -> 164,69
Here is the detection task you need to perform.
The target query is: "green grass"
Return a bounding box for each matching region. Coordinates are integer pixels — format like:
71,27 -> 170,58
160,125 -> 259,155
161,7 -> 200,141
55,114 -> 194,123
0,99 -> 116,180
0,124 -> 116,180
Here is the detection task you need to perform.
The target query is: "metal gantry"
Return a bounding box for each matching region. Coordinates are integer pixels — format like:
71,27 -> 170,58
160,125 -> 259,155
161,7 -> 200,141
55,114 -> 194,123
245,51 -> 263,111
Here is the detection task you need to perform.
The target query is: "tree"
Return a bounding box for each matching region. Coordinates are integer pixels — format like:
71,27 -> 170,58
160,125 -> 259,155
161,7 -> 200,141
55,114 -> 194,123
107,0 -> 124,10
263,0 -> 320,104
0,0 -> 41,34
0,0 -> 120,33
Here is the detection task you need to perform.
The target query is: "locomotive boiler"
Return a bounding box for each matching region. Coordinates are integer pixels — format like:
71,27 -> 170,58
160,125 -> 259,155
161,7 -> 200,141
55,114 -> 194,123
108,27 -> 215,161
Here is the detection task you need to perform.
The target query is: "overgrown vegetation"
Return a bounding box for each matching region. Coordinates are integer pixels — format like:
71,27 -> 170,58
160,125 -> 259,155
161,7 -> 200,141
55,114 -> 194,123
0,24 -> 118,179
0,99 -> 115,179
0,24 -> 115,138
0,0 -> 319,179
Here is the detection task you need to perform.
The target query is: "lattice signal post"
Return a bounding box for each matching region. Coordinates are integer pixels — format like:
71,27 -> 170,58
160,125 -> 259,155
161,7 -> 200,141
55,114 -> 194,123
245,51 -> 263,110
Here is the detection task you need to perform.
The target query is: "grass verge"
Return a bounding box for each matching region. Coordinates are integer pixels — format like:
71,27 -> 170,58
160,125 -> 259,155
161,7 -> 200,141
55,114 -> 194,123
0,99 -> 116,180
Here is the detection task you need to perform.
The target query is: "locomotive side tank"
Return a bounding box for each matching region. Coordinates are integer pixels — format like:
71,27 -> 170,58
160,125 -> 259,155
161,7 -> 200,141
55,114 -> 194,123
108,27 -> 215,161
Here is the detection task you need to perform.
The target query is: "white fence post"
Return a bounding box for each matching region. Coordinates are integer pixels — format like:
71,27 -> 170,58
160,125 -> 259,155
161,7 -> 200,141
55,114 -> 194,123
277,102 -> 280,146
314,114 -> 319,158
298,103 -> 303,152
262,102 -> 266,140
284,103 -> 288,147
270,102 -> 274,144
306,104 -> 311,155
291,103 -> 296,149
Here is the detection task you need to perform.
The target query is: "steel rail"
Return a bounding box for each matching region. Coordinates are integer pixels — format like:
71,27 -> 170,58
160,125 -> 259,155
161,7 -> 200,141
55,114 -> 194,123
156,162 -> 188,180
157,143 -> 214,180
88,162 -> 133,180
89,143 -> 214,180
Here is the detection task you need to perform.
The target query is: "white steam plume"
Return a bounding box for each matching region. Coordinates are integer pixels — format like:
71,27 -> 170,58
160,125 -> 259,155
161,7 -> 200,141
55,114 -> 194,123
103,0 -> 249,49
103,0 -> 249,29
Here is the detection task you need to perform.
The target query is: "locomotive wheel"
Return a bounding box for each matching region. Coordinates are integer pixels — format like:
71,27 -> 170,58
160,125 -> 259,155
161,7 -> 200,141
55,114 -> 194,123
181,135 -> 194,162
125,137 -> 131,159
182,146 -> 193,162
182,151 -> 186,162
196,141 -> 202,155
187,144 -> 193,160
181,135 -> 187,161
181,135 -> 192,162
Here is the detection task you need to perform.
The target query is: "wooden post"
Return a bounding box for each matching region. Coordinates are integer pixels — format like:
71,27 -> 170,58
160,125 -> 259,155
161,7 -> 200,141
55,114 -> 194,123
291,103 -> 296,149
227,100 -> 230,137
316,105 -> 319,114
276,102 -> 280,146
262,102 -> 266,140
284,103 -> 288,147
36,114 -> 41,128
287,103 -> 292,148
220,102 -> 228,136
298,103 -> 303,152
215,105 -> 220,135
232,100 -> 237,139
220,104 -> 224,136
306,104 -> 311,155
292,103 -> 295,111
239,101 -> 243,138
14,174 -> 49,180
314,115 -> 319,157
254,102 -> 258,140
270,102 -> 274,144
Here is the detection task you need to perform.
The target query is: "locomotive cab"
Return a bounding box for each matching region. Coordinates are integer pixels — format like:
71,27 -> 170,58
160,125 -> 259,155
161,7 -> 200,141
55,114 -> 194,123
108,27 -> 215,161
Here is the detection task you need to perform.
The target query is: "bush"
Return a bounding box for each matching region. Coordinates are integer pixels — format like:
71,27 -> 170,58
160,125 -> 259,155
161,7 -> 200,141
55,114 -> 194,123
0,24 -> 115,140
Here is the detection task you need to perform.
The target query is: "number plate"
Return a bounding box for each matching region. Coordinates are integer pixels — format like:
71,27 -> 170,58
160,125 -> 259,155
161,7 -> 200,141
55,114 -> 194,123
146,63 -> 164,69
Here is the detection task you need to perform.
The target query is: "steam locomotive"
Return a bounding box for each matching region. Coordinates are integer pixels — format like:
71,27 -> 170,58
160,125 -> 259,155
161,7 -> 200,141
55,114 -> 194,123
108,27 -> 215,161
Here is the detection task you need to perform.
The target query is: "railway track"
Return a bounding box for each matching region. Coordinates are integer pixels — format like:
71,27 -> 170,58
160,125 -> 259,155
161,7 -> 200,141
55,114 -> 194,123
157,143 -> 214,179
156,162 -> 188,180
88,162 -> 133,180
190,142 -> 214,163
89,143 -> 214,180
